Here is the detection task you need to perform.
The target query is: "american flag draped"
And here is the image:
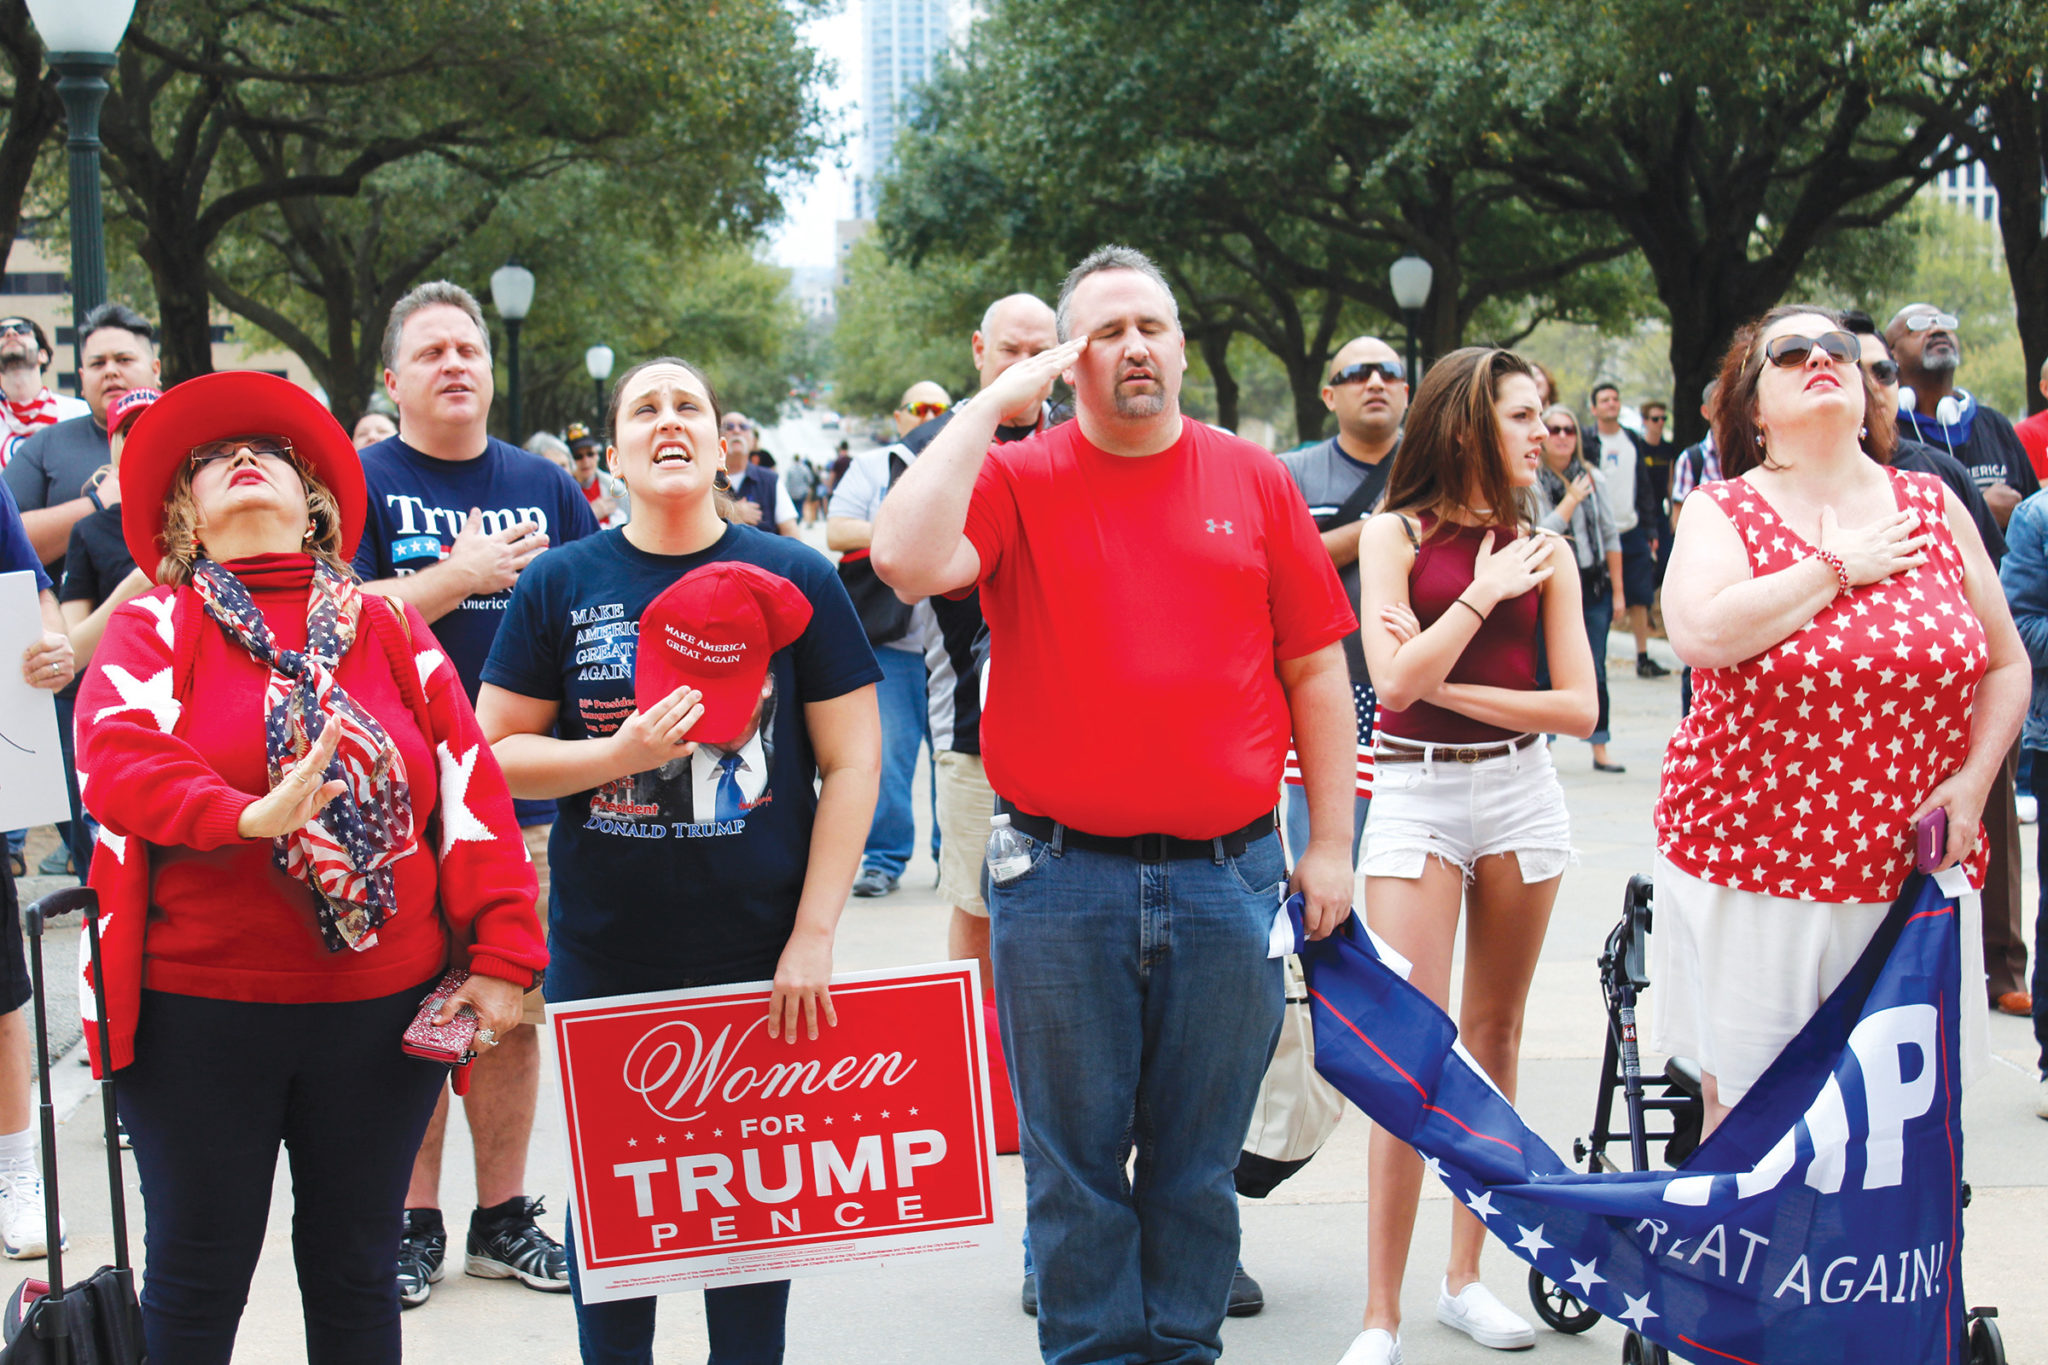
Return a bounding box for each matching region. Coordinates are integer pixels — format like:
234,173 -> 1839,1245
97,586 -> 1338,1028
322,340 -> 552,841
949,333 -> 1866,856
190,557 -> 412,950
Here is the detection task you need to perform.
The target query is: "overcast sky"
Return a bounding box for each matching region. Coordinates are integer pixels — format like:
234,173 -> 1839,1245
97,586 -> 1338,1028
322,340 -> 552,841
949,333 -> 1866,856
768,4 -> 863,270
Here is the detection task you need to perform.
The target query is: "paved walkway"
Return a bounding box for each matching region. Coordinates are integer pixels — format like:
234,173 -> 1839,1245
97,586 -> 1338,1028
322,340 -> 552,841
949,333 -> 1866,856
26,638 -> 2048,1362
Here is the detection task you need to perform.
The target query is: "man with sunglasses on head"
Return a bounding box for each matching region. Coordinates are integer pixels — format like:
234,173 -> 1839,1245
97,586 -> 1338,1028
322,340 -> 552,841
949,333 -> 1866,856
720,411 -> 799,535
0,317 -> 86,470
1588,381 -> 1669,678
1849,308 -> 2031,1023
1886,302 -> 2034,529
1276,336 -> 1405,861
827,379 -> 957,897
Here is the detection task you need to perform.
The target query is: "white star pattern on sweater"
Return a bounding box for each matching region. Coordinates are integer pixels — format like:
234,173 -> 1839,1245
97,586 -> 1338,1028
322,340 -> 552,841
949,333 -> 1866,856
93,665 -> 182,733
129,594 -> 176,648
1654,470 -> 1986,901
414,648 -> 445,690
436,742 -> 494,854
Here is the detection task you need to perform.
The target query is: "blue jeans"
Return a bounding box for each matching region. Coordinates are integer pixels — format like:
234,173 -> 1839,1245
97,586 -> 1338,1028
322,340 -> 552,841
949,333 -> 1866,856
2031,751 -> 2048,1075
865,645 -> 931,879
1583,582 -> 1614,745
1282,786 -> 1369,865
547,936 -> 791,1365
990,829 -> 1285,1365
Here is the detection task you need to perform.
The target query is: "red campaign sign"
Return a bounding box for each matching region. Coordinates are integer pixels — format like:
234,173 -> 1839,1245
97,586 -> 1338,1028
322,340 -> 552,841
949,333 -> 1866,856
549,962 -> 1001,1301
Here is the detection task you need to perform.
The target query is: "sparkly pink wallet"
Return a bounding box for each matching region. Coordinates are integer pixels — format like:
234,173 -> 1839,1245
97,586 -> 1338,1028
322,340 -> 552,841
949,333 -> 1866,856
402,968 -> 480,1093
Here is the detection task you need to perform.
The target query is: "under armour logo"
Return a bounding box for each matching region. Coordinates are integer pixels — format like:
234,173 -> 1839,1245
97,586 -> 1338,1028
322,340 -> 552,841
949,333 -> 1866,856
1206,519 -> 1234,534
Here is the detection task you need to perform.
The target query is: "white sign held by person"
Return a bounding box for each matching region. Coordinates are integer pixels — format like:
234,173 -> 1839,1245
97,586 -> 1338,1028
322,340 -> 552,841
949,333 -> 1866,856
0,571 -> 67,830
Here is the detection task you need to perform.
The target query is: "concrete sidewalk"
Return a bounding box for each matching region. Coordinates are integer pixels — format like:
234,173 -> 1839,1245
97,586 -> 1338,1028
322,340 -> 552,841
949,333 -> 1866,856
27,640 -> 2048,1363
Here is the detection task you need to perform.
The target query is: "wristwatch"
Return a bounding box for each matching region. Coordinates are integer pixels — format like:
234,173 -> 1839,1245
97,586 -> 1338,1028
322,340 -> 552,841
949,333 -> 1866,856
84,483 -> 105,513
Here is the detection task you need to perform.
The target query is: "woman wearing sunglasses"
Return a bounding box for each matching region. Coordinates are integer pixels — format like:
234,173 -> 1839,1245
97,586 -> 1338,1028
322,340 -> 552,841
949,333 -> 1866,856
1654,305 -> 2024,1140
1530,405 -> 1627,771
71,372 -> 544,1363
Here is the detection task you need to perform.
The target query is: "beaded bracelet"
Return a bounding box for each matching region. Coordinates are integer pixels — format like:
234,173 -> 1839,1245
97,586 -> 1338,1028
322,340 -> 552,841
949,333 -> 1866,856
1812,547 -> 1851,594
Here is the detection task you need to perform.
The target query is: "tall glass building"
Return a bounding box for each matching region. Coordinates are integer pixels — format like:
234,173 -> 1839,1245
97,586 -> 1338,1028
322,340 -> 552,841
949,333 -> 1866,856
854,0 -> 957,219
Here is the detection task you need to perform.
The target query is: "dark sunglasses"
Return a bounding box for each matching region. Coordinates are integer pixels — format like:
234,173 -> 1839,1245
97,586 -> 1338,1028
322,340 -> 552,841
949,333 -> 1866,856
1328,359 -> 1406,387
191,437 -> 294,468
1643,413 -> 1667,423
1760,331 -> 1859,369
0,320 -> 34,339
1862,358 -> 1900,385
1545,423 -> 1577,436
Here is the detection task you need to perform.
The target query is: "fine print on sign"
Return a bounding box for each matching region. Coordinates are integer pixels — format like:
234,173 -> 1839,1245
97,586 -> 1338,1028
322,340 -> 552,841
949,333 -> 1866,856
0,571 -> 67,832
549,963 -> 1001,1302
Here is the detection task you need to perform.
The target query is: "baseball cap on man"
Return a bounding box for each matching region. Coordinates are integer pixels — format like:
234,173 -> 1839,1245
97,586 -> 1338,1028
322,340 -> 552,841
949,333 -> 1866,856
635,562 -> 812,746
109,386 -> 161,435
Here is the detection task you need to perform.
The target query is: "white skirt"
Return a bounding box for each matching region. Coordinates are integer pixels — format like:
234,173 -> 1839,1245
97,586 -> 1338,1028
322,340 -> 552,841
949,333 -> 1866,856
1648,854 -> 1990,1105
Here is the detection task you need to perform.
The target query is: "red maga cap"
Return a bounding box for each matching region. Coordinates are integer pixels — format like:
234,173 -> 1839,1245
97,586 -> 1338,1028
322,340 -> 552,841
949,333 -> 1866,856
635,562 -> 812,746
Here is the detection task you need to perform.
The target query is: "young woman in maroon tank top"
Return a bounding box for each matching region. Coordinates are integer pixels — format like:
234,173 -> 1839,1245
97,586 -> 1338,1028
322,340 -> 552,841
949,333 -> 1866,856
1338,348 -> 1599,1364
1653,306 -> 2025,1141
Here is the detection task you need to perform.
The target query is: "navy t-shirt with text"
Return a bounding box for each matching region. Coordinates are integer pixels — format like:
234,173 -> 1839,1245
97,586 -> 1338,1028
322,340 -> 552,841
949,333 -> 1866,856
351,435 -> 599,697
480,524 -> 880,978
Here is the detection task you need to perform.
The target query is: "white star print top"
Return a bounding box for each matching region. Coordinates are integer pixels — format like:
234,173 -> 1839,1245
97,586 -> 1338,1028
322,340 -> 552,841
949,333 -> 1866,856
1654,467 -> 1989,903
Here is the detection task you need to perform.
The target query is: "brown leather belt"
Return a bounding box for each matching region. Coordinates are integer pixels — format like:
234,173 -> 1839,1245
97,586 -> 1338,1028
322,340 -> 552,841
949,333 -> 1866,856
1373,732 -> 1542,765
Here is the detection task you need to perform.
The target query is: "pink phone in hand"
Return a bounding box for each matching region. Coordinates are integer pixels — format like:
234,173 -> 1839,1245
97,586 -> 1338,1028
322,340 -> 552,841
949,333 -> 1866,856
1914,809 -> 1948,874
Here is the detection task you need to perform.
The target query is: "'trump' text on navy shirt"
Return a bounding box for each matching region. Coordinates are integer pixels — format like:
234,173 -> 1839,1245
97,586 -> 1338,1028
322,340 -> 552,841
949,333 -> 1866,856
481,524 -> 880,978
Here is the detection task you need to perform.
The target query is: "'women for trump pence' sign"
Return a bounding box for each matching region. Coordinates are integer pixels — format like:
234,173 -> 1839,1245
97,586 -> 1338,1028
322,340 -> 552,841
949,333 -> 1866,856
548,964 -> 1001,1300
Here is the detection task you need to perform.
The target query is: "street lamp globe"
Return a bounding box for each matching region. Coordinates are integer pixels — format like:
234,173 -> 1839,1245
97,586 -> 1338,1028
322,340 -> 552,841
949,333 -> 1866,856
1388,255 -> 1433,312
490,260 -> 536,322
584,344 -> 615,383
25,0 -> 136,54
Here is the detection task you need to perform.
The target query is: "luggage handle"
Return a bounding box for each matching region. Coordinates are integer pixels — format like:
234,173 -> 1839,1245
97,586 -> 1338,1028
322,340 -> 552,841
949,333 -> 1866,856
21,893 -> 73,1354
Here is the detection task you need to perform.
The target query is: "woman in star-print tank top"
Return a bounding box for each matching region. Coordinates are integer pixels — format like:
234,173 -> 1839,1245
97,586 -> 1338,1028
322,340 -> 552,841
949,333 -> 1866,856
1654,304 -> 2026,1138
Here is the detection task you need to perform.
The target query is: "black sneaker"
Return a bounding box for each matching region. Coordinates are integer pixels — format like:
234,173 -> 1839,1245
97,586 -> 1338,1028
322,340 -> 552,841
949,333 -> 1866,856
466,1196 -> 569,1291
1022,1271 -> 1037,1316
1227,1265 -> 1265,1317
397,1208 -> 446,1309
1636,656 -> 1671,679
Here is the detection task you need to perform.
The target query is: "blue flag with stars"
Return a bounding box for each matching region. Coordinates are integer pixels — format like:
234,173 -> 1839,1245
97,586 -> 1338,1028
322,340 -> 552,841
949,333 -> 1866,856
1293,872 -> 1970,1364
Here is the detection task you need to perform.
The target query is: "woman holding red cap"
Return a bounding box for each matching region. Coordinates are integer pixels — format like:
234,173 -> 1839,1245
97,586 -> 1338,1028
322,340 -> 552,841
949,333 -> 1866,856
478,356 -> 881,1365
71,370 -> 545,1365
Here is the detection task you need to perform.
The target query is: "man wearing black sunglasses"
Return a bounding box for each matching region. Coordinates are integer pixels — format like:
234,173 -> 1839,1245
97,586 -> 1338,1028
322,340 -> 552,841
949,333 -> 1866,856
1885,302 -> 2034,529
1275,336 -> 1407,861
0,317 -> 86,471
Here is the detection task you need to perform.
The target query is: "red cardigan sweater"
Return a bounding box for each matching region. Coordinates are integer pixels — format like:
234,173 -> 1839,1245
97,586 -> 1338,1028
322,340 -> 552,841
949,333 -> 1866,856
73,555 -> 544,1074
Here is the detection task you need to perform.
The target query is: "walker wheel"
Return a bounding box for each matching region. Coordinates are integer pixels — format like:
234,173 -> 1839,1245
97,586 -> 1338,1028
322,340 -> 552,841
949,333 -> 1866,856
1622,1330 -> 1669,1365
1528,1268 -> 1600,1334
1969,1313 -> 2005,1365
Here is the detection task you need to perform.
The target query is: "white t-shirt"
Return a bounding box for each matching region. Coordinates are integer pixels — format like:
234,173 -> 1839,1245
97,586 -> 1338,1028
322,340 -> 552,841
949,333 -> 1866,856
827,443 -> 940,655
1598,428 -> 1639,533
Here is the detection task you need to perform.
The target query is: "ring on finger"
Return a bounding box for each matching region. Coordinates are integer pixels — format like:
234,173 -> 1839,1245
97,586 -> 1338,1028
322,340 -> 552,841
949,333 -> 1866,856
475,1027 -> 498,1047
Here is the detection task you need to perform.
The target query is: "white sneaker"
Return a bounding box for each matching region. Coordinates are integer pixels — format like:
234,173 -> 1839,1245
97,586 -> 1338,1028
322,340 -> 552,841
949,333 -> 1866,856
2035,1077 -> 2048,1121
2019,794 -> 2038,825
1337,1328 -> 1403,1364
0,1164 -> 65,1260
1437,1278 -> 1536,1350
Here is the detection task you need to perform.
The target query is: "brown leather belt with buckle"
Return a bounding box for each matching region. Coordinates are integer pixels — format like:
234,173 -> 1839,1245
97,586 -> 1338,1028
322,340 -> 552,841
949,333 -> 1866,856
1373,732 -> 1541,765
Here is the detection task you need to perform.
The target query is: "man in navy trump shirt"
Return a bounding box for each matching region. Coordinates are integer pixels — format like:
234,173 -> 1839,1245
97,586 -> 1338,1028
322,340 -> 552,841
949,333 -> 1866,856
352,279 -> 596,1305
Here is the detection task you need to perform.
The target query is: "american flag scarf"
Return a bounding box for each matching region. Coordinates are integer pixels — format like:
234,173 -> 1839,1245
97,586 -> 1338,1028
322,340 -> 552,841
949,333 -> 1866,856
190,557 -> 413,951
1,387 -> 60,439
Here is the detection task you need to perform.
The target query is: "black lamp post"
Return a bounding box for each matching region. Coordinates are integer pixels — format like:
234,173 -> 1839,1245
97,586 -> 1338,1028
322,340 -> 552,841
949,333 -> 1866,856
1388,254 -> 1434,385
585,343 -> 615,427
490,259 -> 536,438
26,0 -> 136,386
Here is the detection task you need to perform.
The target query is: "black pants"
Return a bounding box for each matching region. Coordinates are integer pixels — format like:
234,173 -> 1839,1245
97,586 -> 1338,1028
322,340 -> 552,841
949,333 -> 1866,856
2029,751 -> 2048,1074
115,983 -> 447,1365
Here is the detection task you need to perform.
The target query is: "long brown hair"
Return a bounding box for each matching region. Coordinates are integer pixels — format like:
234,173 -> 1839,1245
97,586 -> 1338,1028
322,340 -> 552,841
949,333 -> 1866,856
1381,346 -> 1537,536
1714,304 -> 1896,479
155,450 -> 351,587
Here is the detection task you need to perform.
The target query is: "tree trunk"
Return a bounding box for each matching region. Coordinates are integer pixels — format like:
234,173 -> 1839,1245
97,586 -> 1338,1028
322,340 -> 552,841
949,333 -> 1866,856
1289,355 -> 1328,445
1199,329 -> 1240,434
137,217 -> 219,383
1982,85 -> 2047,416
0,15 -> 59,261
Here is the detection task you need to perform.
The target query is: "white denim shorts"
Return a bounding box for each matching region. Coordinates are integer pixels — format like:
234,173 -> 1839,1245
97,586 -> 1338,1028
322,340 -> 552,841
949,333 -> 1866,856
1358,734 -> 1574,884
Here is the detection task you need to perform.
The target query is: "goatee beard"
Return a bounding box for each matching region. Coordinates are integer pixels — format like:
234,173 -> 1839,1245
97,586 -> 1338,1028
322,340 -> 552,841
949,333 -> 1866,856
1113,390 -> 1166,419
0,353 -> 35,375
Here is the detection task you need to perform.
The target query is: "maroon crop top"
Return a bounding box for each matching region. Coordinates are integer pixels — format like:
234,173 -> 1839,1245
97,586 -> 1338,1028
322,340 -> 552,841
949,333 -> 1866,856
1374,517 -> 1542,744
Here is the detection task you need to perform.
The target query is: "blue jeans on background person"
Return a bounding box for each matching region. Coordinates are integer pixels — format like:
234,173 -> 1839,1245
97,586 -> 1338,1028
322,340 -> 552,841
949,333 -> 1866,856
1583,582 -> 1615,745
2031,751 -> 2048,1076
990,829 -> 1285,1365
547,935 -> 791,1364
1282,785 -> 1368,866
865,645 -> 932,881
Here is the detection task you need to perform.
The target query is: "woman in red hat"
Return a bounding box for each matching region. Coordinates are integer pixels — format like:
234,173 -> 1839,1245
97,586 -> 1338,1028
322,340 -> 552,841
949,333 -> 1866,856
70,371 -> 545,1365
476,356 -> 881,1364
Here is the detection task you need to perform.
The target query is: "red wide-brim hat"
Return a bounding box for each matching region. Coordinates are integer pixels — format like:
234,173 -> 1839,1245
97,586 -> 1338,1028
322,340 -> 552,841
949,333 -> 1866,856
119,371 -> 366,582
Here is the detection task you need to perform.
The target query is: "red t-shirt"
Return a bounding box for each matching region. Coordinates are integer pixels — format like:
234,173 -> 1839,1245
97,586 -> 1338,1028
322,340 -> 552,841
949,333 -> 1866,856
2016,408 -> 2048,482
963,418 -> 1356,838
